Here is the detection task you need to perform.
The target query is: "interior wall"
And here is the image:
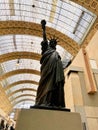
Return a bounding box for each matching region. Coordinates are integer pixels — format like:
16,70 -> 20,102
64,31 -> 98,130
86,30 -> 98,64
0,84 -> 13,116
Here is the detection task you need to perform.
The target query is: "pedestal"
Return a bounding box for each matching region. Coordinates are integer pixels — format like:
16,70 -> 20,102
15,108 -> 83,130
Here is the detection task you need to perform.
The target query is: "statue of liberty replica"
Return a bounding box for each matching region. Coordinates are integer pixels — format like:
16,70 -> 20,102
35,20 -> 65,108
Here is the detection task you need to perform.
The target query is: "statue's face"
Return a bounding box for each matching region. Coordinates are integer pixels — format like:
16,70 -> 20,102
49,39 -> 57,49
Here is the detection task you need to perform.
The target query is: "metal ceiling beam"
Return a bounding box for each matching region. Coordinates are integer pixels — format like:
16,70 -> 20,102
13,35 -> 17,50
73,11 -> 85,34
8,88 -> 37,98
0,69 -> 40,81
5,80 -> 38,91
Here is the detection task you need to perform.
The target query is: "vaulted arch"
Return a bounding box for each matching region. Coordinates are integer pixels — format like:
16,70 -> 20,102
0,21 -> 80,56
11,94 -> 36,102
8,88 -> 37,98
0,69 -> 40,81
13,99 -> 35,106
0,52 -> 41,63
5,80 -> 38,91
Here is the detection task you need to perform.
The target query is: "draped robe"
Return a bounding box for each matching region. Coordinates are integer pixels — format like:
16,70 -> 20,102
35,41 -> 65,107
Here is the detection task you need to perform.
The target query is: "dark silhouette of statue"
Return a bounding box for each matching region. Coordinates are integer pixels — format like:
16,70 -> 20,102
35,20 -> 70,108
0,119 -> 5,130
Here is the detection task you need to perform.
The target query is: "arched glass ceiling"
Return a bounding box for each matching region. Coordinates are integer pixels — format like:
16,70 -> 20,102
0,35 -> 41,54
1,59 -> 40,72
0,0 -> 96,43
8,90 -> 36,103
12,96 -> 35,104
0,0 -> 97,110
3,74 -> 40,84
14,101 -> 35,109
10,91 -> 37,98
6,83 -> 38,93
0,35 -> 72,58
9,91 -> 36,101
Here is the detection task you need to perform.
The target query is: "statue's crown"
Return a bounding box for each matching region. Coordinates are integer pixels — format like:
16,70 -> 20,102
49,36 -> 59,49
49,35 -> 58,44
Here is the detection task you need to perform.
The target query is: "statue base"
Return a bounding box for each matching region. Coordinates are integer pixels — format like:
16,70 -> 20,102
30,105 -> 70,112
15,108 -> 83,130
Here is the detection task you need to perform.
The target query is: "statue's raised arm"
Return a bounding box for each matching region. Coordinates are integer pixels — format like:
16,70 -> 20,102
41,19 -> 47,41
40,20 -> 48,54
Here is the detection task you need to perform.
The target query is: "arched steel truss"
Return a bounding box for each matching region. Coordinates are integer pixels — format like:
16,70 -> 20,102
5,80 -> 38,91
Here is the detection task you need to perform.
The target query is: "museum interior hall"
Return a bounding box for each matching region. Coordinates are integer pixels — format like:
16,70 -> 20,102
0,0 -> 98,130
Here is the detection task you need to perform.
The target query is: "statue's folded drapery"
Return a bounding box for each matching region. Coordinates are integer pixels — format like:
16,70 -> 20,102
36,45 -> 65,107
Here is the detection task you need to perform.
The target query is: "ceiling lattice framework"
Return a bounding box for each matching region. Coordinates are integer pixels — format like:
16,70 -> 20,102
8,88 -> 37,98
0,21 -> 79,56
71,0 -> 98,47
0,0 -> 98,110
72,0 -> 98,16
13,99 -> 35,107
11,94 -> 36,102
5,80 -> 38,91
0,69 -> 40,81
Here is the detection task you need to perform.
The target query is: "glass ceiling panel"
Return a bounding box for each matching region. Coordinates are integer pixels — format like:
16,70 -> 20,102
14,101 -> 35,109
12,98 -> 35,106
11,96 -> 35,104
1,59 -> 40,72
8,90 -> 36,104
6,83 -> 38,93
0,35 -> 42,54
0,0 -> 96,43
0,35 -> 71,60
1,74 -> 40,86
9,91 -> 36,100
9,91 -> 36,99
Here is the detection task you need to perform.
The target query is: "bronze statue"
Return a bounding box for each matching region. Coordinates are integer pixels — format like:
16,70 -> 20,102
35,20 -> 65,107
